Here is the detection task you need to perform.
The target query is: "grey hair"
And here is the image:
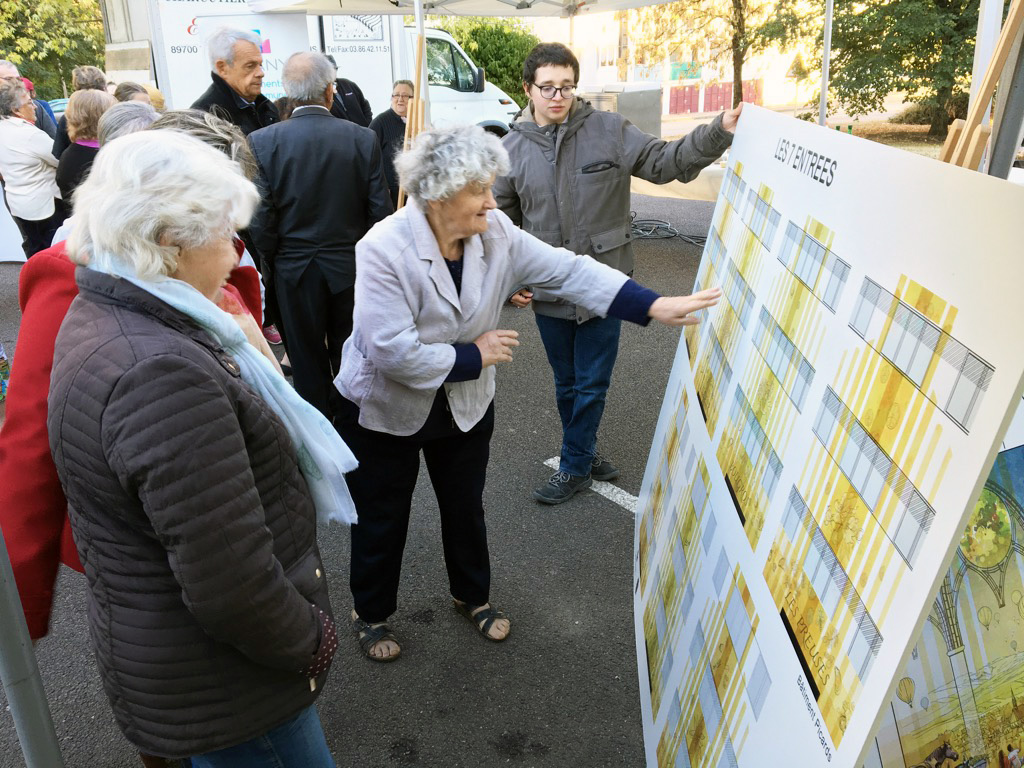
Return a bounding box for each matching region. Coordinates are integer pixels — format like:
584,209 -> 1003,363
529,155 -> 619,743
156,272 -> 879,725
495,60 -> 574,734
98,101 -> 159,145
0,78 -> 28,119
0,60 -> 18,77
206,27 -> 262,70
396,124 -> 509,203
283,52 -> 336,105
67,131 -> 259,280
149,109 -> 257,180
393,79 -> 414,93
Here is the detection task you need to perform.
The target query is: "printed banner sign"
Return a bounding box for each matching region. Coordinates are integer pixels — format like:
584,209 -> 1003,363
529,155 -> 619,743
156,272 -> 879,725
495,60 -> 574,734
633,104 -> 1024,767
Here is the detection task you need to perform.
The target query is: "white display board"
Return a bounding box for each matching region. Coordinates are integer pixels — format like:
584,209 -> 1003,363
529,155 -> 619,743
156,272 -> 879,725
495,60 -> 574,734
633,105 -> 1024,767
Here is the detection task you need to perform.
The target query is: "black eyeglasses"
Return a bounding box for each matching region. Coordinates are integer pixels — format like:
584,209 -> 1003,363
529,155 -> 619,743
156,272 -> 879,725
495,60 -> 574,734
391,93 -> 412,100
532,84 -> 576,99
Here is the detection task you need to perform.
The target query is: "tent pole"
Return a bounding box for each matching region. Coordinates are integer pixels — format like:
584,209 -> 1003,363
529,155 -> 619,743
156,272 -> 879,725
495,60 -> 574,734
818,0 -> 833,126
0,527 -> 65,767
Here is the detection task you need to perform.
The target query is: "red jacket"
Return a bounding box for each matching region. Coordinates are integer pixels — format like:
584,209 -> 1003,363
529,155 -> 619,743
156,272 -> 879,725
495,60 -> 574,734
0,242 -> 262,639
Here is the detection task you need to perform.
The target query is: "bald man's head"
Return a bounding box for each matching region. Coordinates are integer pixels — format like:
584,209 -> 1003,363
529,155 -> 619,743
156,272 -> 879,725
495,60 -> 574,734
282,52 -> 336,107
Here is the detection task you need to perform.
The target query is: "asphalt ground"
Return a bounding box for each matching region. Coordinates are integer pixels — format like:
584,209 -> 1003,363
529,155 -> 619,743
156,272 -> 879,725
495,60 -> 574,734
0,193 -> 714,768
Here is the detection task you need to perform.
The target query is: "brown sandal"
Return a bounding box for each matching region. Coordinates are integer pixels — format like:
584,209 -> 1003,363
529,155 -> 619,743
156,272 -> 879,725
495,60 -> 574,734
453,601 -> 510,642
352,616 -> 401,662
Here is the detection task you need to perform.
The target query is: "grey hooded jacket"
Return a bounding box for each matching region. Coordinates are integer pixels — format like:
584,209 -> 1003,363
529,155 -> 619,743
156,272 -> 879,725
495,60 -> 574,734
493,97 -> 733,322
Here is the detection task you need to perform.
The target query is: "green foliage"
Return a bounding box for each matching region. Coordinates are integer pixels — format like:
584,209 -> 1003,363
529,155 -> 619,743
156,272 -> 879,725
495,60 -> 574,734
0,0 -> 105,100
428,17 -> 539,107
780,0 -> 996,137
627,0 -> 801,108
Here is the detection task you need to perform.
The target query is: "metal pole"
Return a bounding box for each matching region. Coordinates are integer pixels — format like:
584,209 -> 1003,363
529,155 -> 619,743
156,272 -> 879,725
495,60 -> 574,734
414,0 -> 430,127
970,0 -> 1004,122
0,526 -> 64,767
988,31 -> 1024,178
818,0 -> 834,126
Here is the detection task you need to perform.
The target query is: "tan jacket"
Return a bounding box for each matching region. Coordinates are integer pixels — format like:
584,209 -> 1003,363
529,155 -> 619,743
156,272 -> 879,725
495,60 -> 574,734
335,200 -> 629,435
493,98 -> 732,322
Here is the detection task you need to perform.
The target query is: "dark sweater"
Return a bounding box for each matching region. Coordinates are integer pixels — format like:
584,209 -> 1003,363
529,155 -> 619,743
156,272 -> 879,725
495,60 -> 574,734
368,108 -> 406,207
55,142 -> 98,202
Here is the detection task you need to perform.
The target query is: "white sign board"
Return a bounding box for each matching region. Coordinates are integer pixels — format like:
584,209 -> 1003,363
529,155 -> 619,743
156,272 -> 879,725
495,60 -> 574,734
634,105 -> 1024,767
319,14 -> 403,118
148,0 -> 313,109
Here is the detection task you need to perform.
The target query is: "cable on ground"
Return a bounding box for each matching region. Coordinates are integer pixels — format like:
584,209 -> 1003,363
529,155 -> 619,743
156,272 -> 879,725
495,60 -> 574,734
629,211 -> 707,247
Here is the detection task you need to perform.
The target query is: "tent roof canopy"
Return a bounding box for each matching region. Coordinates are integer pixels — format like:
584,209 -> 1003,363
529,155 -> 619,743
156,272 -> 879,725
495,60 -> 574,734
247,0 -> 670,17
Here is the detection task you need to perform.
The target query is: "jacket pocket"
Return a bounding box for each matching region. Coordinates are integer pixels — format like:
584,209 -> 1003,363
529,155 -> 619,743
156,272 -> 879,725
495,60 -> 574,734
523,227 -> 563,248
589,226 -> 632,257
285,545 -> 327,602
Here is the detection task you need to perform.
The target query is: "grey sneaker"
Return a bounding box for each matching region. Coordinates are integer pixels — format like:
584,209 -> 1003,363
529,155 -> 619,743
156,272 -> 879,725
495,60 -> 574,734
533,470 -> 593,505
591,453 -> 620,482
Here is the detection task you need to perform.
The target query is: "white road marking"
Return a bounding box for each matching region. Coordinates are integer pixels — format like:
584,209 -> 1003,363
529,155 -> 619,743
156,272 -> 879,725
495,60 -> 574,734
543,457 -> 639,515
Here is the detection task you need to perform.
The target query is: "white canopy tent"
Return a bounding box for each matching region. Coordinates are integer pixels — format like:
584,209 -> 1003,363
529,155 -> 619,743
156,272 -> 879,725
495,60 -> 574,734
247,0 -> 671,17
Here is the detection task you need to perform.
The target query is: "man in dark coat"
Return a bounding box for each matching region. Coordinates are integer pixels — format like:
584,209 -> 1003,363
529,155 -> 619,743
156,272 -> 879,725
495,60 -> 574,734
248,51 -> 393,419
192,26 -> 283,345
324,58 -> 372,127
191,26 -> 279,136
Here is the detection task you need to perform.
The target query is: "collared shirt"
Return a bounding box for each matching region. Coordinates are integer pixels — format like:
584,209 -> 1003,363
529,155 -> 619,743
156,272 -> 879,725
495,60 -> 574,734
0,117 -> 60,220
290,105 -> 331,117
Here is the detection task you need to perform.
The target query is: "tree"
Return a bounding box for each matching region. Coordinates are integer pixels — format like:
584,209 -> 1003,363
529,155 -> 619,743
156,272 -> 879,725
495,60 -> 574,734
428,17 -> 539,107
627,0 -> 802,107
0,0 -> 105,100
825,0 -> 988,137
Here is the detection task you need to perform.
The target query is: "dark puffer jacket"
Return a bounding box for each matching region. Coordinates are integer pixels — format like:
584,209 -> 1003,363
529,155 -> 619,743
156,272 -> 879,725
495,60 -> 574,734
47,268 -> 334,758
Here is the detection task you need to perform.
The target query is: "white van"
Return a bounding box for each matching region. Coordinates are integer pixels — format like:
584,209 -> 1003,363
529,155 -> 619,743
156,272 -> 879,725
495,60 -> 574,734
318,16 -> 520,135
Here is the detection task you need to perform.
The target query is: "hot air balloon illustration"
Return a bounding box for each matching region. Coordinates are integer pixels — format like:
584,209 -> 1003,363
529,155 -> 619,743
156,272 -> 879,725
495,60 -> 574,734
978,605 -> 993,630
897,677 -> 915,707
920,696 -> 930,710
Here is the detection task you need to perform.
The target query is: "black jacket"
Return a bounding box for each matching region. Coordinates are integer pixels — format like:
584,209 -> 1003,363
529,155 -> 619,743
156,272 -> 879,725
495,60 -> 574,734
248,107 -> 393,292
47,268 -> 333,758
329,77 -> 372,127
55,142 -> 98,201
191,72 -> 280,136
369,108 -> 406,208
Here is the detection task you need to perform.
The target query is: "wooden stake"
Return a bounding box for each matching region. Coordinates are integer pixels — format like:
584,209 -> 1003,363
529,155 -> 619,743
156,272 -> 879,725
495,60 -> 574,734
951,0 -> 1024,164
397,33 -> 427,209
963,123 -> 994,170
938,119 -> 965,163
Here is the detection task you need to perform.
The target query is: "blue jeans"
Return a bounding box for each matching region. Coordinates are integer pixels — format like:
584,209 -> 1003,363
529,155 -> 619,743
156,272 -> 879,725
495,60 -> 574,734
188,706 -> 335,768
535,313 -> 622,477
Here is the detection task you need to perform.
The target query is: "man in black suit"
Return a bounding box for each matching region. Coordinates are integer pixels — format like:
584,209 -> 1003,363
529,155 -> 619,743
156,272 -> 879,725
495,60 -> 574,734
192,27 -> 279,136
323,57 -> 373,127
248,51 -> 393,418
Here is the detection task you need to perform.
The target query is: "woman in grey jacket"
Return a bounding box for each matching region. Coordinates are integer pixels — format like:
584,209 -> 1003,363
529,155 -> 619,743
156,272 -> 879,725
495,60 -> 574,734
333,124 -> 721,661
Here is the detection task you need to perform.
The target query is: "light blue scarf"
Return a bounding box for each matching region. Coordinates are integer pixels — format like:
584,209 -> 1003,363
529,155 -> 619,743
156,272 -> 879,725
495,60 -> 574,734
90,261 -> 358,525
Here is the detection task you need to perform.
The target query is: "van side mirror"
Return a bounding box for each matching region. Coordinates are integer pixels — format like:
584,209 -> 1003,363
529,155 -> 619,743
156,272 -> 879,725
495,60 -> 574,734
474,66 -> 486,93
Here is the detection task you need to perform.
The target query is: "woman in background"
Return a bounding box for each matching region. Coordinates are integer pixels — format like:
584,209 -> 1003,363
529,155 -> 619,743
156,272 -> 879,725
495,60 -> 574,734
114,81 -> 152,104
368,79 -> 413,208
56,88 -> 115,201
0,78 -> 64,257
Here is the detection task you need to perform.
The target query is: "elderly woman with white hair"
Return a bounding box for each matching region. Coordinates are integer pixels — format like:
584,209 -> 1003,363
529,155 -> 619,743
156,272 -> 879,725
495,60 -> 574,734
334,124 -> 721,661
0,77 -> 65,257
46,131 -> 357,767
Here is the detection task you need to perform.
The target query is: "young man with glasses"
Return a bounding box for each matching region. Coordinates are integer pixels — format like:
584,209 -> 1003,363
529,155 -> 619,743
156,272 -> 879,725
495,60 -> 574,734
494,42 -> 742,504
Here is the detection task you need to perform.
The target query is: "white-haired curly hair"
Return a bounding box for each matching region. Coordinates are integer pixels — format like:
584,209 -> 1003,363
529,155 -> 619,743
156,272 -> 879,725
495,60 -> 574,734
67,131 -> 259,280
395,124 -> 510,203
